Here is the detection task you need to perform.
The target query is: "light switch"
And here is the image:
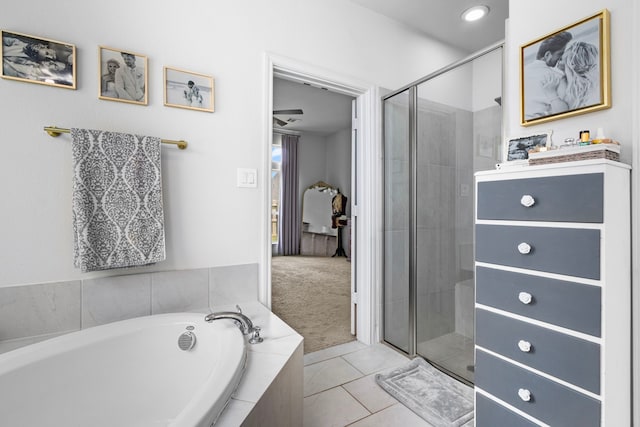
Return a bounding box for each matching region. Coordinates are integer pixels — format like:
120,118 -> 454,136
237,168 -> 258,188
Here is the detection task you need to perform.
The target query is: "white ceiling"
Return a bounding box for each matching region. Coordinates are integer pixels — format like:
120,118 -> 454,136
273,78 -> 354,136
350,0 -> 509,53
273,1 -> 508,135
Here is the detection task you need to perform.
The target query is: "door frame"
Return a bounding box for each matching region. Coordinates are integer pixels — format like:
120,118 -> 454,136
260,52 -> 382,345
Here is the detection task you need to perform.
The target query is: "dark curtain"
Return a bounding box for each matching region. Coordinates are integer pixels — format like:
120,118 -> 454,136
277,134 -> 300,255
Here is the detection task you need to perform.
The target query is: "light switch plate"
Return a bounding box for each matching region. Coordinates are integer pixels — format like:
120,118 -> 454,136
237,168 -> 258,188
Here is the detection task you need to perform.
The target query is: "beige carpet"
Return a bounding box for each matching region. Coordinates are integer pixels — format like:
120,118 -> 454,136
271,255 -> 355,353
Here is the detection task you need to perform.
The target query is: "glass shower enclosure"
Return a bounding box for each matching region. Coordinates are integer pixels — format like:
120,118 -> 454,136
383,45 -> 503,384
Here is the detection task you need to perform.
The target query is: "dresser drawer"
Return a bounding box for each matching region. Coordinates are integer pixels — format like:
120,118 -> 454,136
475,393 -> 539,427
477,173 -> 603,222
476,309 -> 600,394
476,267 -> 601,336
476,225 -> 600,279
476,350 -> 600,427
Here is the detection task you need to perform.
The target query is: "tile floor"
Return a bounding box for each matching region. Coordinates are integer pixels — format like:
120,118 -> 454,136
303,341 -> 438,427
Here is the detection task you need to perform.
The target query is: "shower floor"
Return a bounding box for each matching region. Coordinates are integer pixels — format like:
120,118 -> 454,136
417,332 -> 475,383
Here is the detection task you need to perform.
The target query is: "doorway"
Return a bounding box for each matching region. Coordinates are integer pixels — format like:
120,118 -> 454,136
270,77 -> 355,353
261,54 -> 382,349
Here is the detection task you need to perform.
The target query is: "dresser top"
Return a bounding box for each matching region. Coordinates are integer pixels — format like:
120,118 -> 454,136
475,159 -> 631,178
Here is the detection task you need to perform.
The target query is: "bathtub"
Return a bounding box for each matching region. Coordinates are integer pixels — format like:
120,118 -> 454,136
0,312 -> 247,427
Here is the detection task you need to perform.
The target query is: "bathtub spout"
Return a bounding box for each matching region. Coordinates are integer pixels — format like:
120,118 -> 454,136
204,309 -> 263,344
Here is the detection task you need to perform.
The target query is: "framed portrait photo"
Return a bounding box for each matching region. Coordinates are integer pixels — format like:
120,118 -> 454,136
520,9 -> 610,126
164,66 -> 214,112
1,30 -> 76,89
505,131 -> 552,163
98,46 -> 147,105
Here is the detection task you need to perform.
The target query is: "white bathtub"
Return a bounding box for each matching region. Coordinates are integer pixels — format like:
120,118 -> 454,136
0,312 -> 247,427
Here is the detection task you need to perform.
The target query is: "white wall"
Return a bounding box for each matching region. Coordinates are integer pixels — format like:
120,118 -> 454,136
472,48 -> 503,112
325,127 -> 352,216
298,133 -> 327,204
0,0 -> 464,287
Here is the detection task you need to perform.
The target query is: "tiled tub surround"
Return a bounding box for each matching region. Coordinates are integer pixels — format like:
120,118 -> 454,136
0,264 -> 304,426
0,264 -> 259,351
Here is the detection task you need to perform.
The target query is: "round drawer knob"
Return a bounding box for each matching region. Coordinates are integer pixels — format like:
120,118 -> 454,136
518,292 -> 533,304
520,195 -> 536,207
517,242 -> 532,254
518,340 -> 532,352
518,388 -> 532,402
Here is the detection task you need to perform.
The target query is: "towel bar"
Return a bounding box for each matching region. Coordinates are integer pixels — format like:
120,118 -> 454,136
44,126 -> 188,150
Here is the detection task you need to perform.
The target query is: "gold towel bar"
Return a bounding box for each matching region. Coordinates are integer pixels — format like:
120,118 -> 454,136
43,126 -> 188,150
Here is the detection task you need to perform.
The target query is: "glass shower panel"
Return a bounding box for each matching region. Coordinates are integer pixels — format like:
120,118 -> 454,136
415,48 -> 502,383
383,90 -> 411,352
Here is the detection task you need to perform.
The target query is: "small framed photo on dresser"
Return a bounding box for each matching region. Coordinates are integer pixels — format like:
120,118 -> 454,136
505,131 -> 552,163
1,30 -> 76,89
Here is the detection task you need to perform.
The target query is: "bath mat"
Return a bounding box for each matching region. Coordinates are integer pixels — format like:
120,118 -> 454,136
375,358 -> 474,426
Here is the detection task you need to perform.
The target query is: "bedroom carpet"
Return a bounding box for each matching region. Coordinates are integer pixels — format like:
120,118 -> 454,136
271,255 -> 354,353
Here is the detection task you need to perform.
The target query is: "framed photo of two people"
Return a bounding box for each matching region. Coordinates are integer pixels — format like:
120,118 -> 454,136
520,9 -> 610,126
99,46 -> 148,105
1,30 -> 76,89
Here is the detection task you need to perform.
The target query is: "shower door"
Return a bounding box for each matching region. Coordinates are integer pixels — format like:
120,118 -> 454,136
383,46 -> 503,384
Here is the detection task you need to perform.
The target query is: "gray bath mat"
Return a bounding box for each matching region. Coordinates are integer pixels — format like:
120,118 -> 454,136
375,358 -> 474,426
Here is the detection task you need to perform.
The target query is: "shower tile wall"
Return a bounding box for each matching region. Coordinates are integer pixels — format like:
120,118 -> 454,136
0,263 -> 259,353
416,103 -> 473,345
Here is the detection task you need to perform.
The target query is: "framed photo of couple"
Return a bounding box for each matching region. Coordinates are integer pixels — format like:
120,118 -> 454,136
98,46 -> 148,105
520,9 -> 610,126
1,30 -> 76,89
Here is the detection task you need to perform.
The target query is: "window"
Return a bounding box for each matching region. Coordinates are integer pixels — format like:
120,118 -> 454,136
271,139 -> 282,243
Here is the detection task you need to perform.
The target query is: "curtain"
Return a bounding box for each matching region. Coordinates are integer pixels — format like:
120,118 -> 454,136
278,134 -> 300,255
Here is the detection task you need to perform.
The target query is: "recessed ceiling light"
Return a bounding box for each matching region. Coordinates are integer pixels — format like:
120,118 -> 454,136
461,5 -> 489,22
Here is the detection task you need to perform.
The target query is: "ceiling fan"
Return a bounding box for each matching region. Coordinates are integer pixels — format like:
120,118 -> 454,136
273,108 -> 303,127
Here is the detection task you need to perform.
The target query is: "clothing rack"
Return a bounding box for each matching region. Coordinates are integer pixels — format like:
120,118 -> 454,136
43,126 -> 188,150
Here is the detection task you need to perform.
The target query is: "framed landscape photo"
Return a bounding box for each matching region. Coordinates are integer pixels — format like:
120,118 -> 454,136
520,9 -> 610,126
1,30 -> 76,89
164,66 -> 214,112
98,46 -> 147,105
505,131 -> 552,163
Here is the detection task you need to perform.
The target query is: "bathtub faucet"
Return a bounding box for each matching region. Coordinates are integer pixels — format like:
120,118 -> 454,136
205,305 -> 263,344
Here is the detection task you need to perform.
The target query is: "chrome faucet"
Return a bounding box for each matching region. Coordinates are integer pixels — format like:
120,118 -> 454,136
204,305 -> 263,344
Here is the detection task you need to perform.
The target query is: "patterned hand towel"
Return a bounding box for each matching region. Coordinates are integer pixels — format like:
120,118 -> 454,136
71,128 -> 165,272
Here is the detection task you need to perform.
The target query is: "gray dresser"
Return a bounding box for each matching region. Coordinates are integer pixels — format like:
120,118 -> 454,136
474,160 -> 631,426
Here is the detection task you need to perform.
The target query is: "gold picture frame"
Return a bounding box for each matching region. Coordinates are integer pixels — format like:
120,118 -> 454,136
1,30 -> 76,89
520,9 -> 610,126
98,46 -> 148,105
163,66 -> 214,113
